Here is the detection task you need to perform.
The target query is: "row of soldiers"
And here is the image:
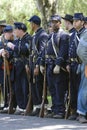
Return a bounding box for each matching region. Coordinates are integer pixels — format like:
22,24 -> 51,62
0,13 -> 87,123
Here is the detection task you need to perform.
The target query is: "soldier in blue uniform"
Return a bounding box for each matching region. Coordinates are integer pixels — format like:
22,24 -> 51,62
62,14 -> 75,34
0,20 -> 6,110
0,25 -> 17,113
7,22 -> 32,114
67,13 -> 85,120
40,15 -> 69,118
62,14 -> 76,119
28,15 -> 48,116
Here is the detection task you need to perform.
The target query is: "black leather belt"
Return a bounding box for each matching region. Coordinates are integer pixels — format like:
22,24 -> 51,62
45,55 -> 56,59
70,58 -> 78,62
14,58 -> 22,62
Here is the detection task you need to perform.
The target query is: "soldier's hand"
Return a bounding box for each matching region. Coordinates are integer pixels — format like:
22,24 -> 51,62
85,65 -> 87,78
53,65 -> 60,74
6,50 -> 9,58
66,65 -> 70,72
40,65 -> 45,74
7,42 -> 15,50
1,50 -> 9,58
25,65 -> 30,75
34,65 -> 39,76
0,49 -> 4,56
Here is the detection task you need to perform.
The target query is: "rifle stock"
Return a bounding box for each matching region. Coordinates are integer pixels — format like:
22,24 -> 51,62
5,59 -> 13,114
1,35 -> 13,114
0,85 -> 2,108
65,94 -> 70,119
25,65 -> 33,115
3,56 -> 6,106
65,73 -> 70,119
39,65 -> 46,118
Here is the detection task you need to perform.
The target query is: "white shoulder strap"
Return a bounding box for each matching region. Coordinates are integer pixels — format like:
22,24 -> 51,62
51,34 -> 58,58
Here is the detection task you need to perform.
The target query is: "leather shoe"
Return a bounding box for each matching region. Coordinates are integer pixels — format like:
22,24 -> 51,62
0,107 -> 4,110
29,108 -> 40,116
53,113 -> 64,119
45,112 -> 54,118
14,110 -> 24,115
79,115 -> 87,123
14,108 -> 25,115
0,107 -> 9,114
0,109 -> 8,113
68,114 -> 77,120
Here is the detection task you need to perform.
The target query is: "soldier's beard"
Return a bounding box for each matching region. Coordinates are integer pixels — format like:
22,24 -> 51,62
53,27 -> 59,32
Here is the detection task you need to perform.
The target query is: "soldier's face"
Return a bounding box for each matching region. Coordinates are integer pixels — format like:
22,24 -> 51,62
13,28 -> 20,37
4,32 -> 13,40
52,20 -> 61,31
84,23 -> 87,28
48,26 -> 53,33
64,20 -> 70,30
30,22 -> 35,31
73,20 -> 84,30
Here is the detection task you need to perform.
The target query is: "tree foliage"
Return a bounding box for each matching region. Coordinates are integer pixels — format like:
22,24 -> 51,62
0,0 -> 38,33
0,0 -> 87,31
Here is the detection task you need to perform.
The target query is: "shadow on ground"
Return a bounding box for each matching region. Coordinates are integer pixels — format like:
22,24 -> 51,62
0,114 -> 87,130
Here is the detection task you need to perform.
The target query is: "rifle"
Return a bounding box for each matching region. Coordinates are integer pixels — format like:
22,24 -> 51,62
24,65 -> 33,115
6,59 -> 13,114
0,84 -> 2,108
39,64 -> 47,118
65,73 -> 71,119
1,35 -> 13,114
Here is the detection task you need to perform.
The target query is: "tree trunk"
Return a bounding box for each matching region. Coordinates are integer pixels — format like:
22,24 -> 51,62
35,0 -> 58,30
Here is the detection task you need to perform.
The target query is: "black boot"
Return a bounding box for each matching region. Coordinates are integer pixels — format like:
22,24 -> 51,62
79,115 -> 87,123
29,108 -> 40,116
68,109 -> 77,120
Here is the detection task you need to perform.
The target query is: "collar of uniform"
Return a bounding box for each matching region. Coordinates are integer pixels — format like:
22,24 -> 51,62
69,27 -> 76,33
35,27 -> 42,33
76,27 -> 85,36
8,39 -> 14,42
20,32 -> 28,40
53,28 -> 60,33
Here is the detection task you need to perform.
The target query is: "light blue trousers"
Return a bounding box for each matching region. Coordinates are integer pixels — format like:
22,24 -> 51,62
77,64 -> 87,115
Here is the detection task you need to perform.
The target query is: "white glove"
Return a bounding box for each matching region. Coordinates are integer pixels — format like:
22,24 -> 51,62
7,42 -> 15,50
40,65 -> 45,74
1,50 -> 9,58
0,49 -> 4,56
53,65 -> 60,74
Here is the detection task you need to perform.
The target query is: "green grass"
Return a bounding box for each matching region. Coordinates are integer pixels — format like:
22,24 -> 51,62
47,96 -> 52,106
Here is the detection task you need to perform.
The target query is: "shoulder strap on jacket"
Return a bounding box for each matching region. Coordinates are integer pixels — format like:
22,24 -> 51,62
51,30 -> 63,58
